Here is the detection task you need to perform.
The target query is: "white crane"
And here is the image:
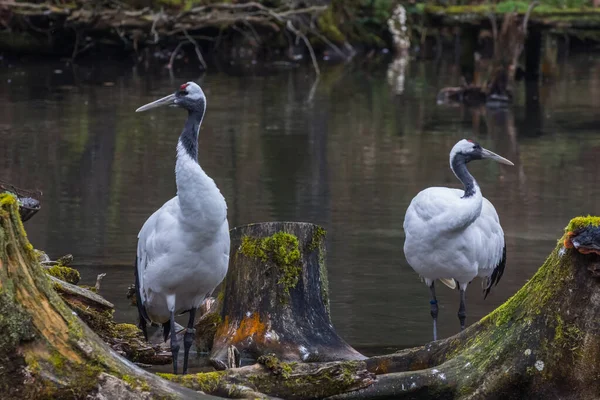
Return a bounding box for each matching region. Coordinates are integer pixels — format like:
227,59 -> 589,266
403,139 -> 513,341
134,82 -> 230,374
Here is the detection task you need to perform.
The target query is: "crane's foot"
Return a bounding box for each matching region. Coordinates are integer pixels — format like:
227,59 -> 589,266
182,328 -> 196,375
429,283 -> 439,341
458,288 -> 467,331
170,311 -> 180,375
182,307 -> 197,375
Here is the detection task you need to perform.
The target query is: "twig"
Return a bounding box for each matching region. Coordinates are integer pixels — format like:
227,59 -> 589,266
183,29 -> 207,70
309,26 -> 348,61
150,8 -> 163,44
306,76 -> 320,104
522,1 -> 539,31
286,20 -> 320,76
71,29 -> 80,62
242,19 -> 262,44
95,273 -> 107,292
232,25 -> 259,48
168,41 -> 185,69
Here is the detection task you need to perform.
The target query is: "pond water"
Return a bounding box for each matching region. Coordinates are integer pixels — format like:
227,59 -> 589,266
1,52 -> 599,355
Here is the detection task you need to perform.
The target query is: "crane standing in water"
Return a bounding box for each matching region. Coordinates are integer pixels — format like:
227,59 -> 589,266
134,82 -> 230,374
403,139 -> 513,341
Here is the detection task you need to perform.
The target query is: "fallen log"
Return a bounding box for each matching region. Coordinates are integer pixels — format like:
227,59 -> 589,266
208,222 -> 365,367
163,357 -> 375,399
0,193 -> 215,399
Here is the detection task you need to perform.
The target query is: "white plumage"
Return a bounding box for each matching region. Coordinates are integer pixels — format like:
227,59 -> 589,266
403,139 -> 512,340
134,82 -> 230,374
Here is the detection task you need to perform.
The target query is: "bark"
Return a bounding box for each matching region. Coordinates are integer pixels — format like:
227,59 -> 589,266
208,222 -> 365,367
164,358 -> 374,400
0,193 -> 216,399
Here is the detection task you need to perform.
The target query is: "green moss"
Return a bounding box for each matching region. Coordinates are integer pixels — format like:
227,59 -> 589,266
69,302 -> 116,338
308,226 -> 327,252
318,8 -> 346,44
422,2 -> 599,16
257,354 -> 293,378
120,373 -> 153,391
483,243 -> 572,328
240,232 -> 302,298
0,288 -> 34,355
159,371 -> 225,392
311,226 -> 330,314
46,265 -> 81,285
565,216 -> 600,232
49,350 -> 65,369
114,323 -> 141,340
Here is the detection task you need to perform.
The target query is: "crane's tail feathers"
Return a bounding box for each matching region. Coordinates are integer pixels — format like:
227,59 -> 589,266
439,278 -> 457,290
162,321 -> 171,342
483,244 -> 507,299
134,256 -> 149,341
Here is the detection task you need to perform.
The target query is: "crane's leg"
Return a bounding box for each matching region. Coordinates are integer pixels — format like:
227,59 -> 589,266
182,307 -> 197,375
458,285 -> 467,331
429,282 -> 439,341
169,310 -> 180,374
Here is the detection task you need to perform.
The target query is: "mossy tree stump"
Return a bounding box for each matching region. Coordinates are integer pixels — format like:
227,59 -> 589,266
0,193 -> 216,399
209,222 -> 365,367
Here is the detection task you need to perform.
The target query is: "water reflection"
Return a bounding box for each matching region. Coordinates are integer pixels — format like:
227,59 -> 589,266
1,54 -> 599,353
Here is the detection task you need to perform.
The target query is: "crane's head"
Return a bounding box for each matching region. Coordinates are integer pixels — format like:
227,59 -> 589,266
450,139 -> 514,166
135,82 -> 206,113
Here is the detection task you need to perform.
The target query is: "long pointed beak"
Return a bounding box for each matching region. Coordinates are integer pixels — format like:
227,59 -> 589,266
481,148 -> 514,166
136,93 -> 177,112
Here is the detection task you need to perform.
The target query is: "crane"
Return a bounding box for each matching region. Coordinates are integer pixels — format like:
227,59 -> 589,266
403,139 -> 513,341
134,82 -> 230,374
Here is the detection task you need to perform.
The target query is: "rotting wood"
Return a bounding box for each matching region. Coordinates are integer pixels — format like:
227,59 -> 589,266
208,222 -> 365,368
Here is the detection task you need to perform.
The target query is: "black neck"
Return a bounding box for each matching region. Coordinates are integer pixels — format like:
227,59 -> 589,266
451,154 -> 477,198
179,109 -> 204,161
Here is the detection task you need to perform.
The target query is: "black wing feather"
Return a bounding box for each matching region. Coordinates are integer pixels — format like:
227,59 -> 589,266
134,256 -> 150,341
484,243 -> 506,299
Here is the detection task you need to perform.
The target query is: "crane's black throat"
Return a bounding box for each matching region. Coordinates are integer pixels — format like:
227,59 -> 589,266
179,108 -> 204,161
451,153 -> 477,198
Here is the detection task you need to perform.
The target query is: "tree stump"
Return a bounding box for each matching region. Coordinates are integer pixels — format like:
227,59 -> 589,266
209,222 -> 365,367
0,193 -> 215,399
